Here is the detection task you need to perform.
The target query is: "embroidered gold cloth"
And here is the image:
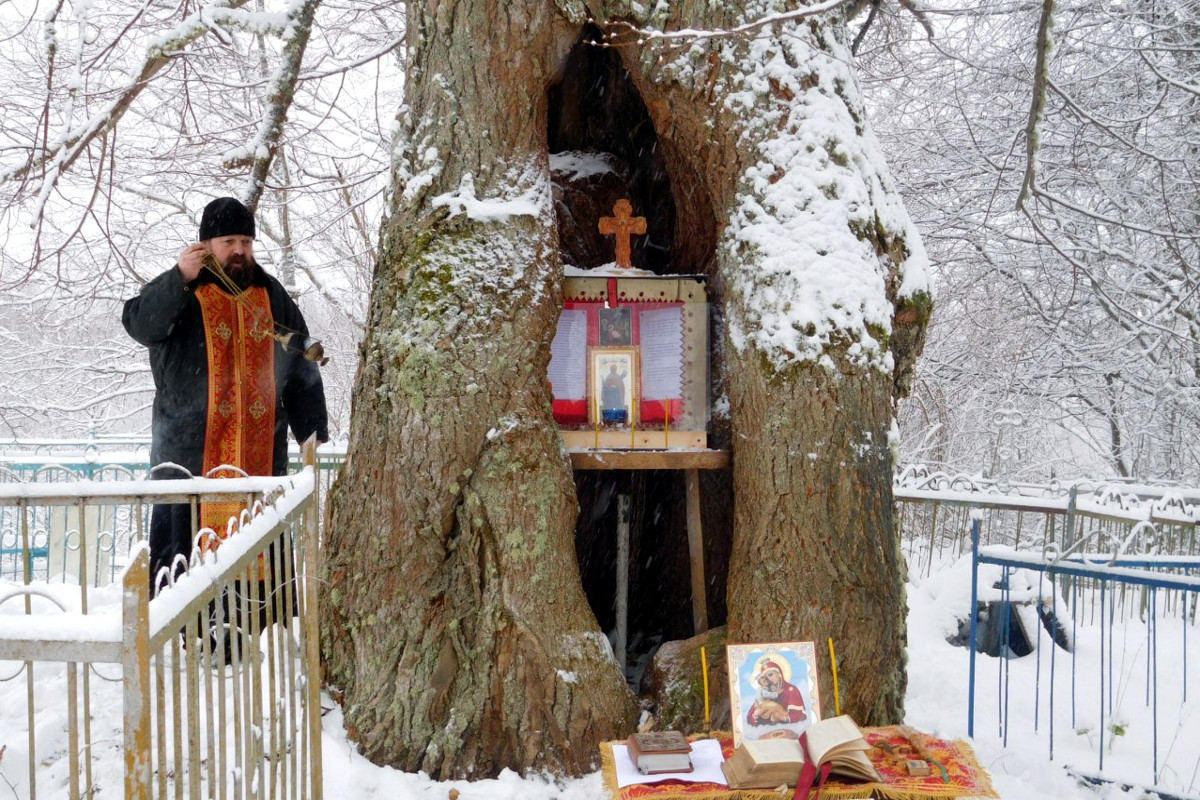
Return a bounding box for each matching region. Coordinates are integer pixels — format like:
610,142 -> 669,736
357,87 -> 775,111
194,283 -> 276,551
600,729 -> 998,800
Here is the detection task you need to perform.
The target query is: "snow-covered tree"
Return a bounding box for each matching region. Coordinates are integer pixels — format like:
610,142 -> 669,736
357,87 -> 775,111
320,0 -> 930,777
861,1 -> 1200,481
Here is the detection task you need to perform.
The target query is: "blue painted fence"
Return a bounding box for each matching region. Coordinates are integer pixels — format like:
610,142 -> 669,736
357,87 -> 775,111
969,517 -> 1200,794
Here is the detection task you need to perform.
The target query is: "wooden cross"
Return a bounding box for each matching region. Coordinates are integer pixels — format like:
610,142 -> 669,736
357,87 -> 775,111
598,198 -> 646,270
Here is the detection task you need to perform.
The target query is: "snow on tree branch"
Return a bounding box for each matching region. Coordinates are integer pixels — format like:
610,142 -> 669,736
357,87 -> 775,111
594,0 -> 939,50
595,0 -> 858,47
227,0 -> 323,211
3,0 -> 253,201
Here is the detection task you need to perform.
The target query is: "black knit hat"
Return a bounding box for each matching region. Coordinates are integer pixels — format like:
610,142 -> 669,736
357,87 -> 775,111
198,197 -> 256,240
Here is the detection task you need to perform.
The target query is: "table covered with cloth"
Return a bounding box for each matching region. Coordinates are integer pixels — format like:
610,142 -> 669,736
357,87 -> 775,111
600,727 -> 998,800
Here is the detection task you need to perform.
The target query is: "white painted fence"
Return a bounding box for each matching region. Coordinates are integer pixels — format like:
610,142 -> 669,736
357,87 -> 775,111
0,445 -> 323,799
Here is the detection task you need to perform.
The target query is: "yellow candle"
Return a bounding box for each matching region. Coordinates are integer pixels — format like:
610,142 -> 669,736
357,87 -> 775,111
701,646 -> 711,729
828,637 -> 841,716
665,400 -> 670,448
631,398 -> 637,447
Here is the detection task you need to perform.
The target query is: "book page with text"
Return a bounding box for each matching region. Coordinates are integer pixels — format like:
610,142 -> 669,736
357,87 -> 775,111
743,738 -> 804,765
805,716 -> 869,764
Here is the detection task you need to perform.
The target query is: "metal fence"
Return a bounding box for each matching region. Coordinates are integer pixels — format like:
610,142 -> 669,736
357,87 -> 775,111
894,468 -> 1200,798
0,442 -> 343,588
967,520 -> 1199,780
4,445 -> 1199,797
0,446 -> 324,799
0,462 -> 148,586
895,465 -> 1200,578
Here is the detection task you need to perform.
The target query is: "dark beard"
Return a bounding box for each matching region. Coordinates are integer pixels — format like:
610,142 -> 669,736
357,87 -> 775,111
220,255 -> 255,290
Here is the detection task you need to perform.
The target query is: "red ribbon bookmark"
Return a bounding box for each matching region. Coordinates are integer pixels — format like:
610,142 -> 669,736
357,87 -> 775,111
793,731 -> 832,800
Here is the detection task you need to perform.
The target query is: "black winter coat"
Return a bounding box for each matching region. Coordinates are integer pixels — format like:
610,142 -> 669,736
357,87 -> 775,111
123,263 -> 329,477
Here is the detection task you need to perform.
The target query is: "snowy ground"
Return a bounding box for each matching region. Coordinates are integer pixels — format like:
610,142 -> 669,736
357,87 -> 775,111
1,555 -> 1196,799
904,556 -> 1199,800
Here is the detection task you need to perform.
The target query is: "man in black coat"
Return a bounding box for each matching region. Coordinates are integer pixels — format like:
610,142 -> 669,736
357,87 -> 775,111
123,197 -> 328,598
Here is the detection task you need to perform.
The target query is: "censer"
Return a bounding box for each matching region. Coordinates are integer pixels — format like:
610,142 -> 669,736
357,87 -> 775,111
202,253 -> 329,365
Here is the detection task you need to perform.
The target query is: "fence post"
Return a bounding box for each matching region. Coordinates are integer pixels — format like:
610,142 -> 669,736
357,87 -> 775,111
1061,486 -> 1078,600
302,437 -> 324,799
1064,486 -> 1077,549
968,516 -> 981,738
122,545 -> 151,799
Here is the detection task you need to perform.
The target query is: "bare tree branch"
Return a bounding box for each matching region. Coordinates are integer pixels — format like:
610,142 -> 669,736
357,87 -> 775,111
236,0 -> 322,211
1017,0 -> 1055,210
4,0 -> 253,194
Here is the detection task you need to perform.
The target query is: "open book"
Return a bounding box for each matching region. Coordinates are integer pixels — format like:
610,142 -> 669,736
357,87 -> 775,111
721,715 -> 881,789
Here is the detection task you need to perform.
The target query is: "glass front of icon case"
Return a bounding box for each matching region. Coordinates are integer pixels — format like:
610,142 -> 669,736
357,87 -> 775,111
549,275 -> 710,450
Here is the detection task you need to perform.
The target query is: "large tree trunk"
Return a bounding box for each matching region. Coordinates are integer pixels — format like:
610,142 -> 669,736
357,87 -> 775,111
324,0 -> 929,778
321,0 -> 636,779
596,2 -> 929,725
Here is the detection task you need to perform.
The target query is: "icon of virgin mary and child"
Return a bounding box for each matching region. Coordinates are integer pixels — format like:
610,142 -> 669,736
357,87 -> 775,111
743,655 -> 812,740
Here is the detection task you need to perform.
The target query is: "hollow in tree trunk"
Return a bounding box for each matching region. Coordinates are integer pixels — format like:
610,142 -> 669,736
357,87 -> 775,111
322,0 -> 931,777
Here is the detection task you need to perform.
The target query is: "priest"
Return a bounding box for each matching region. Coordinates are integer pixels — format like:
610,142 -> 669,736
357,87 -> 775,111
123,196 -> 328,603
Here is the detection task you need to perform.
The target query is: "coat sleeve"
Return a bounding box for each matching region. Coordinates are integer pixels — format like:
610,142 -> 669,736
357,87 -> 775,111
275,289 -> 330,445
285,356 -> 330,445
122,267 -> 193,345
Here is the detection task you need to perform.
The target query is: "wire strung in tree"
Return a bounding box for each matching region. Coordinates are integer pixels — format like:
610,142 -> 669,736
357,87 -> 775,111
202,252 -> 329,365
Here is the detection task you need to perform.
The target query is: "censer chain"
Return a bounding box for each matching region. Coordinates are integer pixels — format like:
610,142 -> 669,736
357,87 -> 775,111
201,253 -> 329,365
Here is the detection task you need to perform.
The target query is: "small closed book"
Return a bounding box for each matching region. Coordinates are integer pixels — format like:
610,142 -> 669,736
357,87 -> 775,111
626,730 -> 693,775
721,715 -> 881,789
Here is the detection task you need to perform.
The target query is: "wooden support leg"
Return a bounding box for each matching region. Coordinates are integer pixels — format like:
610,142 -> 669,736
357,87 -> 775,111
685,469 -> 709,634
616,493 -> 630,674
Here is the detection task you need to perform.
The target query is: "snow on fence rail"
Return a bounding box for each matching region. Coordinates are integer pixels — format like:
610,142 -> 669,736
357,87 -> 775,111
894,465 -> 1200,578
0,445 -> 323,799
0,443 -> 344,587
966,517 -> 1200,797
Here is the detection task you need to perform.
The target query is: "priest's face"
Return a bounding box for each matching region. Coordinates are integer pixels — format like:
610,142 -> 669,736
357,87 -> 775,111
209,235 -> 255,274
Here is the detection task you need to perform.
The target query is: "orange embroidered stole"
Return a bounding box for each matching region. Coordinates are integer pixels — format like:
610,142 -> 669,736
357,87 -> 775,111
194,284 -> 276,555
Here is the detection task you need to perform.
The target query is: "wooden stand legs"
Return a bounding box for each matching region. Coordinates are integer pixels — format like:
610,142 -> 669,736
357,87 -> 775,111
611,468 -> 712,676
685,469 -> 708,634
616,494 -> 630,674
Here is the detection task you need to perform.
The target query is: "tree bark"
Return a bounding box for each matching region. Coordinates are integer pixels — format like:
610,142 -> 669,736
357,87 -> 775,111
321,0 -> 636,779
726,360 -> 906,723
324,0 -> 928,778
